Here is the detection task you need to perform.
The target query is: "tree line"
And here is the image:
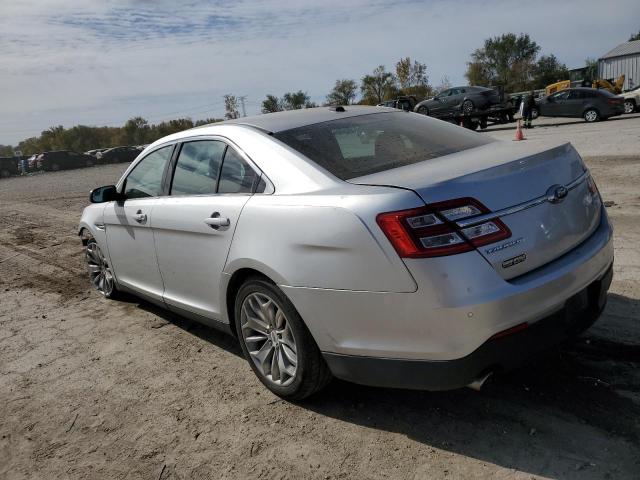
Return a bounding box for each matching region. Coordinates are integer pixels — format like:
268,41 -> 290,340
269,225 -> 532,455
4,29 -> 636,155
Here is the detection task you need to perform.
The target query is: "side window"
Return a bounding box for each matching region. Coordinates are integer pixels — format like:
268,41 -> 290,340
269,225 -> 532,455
218,148 -> 259,194
123,145 -> 173,199
171,140 -> 226,195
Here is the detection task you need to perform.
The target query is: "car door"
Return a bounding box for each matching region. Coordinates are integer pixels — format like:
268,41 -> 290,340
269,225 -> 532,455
559,90 -> 584,117
103,144 -> 174,302
431,89 -> 451,114
544,90 -> 570,116
152,139 -> 265,322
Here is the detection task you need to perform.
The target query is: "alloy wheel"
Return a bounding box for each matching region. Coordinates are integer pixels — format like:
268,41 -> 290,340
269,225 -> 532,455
240,292 -> 298,387
624,101 -> 635,114
584,110 -> 598,122
462,100 -> 474,114
86,241 -> 115,297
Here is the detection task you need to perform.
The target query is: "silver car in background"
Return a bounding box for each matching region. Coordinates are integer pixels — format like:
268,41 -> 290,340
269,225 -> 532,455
79,106 -> 613,399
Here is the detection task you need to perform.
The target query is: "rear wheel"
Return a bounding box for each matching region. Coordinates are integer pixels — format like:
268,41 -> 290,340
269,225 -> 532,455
583,109 -> 599,123
85,236 -> 118,298
461,99 -> 474,115
624,100 -> 635,114
234,277 -> 331,400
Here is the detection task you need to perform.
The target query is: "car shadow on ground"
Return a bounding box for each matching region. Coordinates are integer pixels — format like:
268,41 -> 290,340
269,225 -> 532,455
301,292 -> 640,478
482,112 -> 640,133
123,292 -> 639,478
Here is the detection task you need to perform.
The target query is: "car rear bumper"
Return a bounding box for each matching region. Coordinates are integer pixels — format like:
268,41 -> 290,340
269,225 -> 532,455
322,262 -> 612,390
282,206 -> 613,365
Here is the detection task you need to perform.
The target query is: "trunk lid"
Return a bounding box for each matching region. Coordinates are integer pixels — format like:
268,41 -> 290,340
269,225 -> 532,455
350,141 -> 601,279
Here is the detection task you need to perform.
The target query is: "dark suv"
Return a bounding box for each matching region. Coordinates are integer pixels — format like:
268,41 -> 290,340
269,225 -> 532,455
536,87 -> 624,122
37,151 -> 94,171
96,146 -> 140,164
0,157 -> 19,178
413,86 -> 503,117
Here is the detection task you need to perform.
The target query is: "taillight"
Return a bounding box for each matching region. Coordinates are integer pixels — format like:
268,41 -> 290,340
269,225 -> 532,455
376,198 -> 511,258
607,99 -> 621,105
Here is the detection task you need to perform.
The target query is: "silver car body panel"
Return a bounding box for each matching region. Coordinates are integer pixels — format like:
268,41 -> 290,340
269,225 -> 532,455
79,109 -> 613,367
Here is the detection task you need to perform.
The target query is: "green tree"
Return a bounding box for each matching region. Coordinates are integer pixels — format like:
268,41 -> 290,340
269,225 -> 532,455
261,94 -> 283,113
629,30 -> 640,41
326,79 -> 358,106
224,94 -> 240,120
531,54 -> 569,88
282,91 -> 315,110
395,57 -> 432,99
361,65 -> 397,104
584,57 -> 598,83
465,33 -> 540,91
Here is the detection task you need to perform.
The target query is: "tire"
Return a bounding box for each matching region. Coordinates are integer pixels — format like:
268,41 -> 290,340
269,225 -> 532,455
624,100 -> 635,114
51,163 -> 60,171
0,169 -> 10,178
85,235 -> 118,298
461,99 -> 474,115
234,277 -> 332,400
85,159 -> 94,167
416,105 -> 429,116
531,107 -> 539,119
583,109 -> 599,123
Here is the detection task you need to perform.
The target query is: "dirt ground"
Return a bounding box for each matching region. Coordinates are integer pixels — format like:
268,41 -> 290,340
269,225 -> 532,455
1,126 -> 639,479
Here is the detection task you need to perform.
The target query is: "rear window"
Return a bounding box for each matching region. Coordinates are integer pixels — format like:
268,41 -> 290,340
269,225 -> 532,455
273,112 -> 492,180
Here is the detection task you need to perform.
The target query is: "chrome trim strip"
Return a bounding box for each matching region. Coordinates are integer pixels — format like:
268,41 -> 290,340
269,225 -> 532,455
455,170 -> 590,228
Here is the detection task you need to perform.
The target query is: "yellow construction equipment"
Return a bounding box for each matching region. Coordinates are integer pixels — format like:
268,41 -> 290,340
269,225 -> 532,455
592,74 -> 625,94
545,80 -> 571,96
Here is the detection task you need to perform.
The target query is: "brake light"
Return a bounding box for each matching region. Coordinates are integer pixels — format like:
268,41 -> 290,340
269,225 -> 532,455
376,198 -> 511,258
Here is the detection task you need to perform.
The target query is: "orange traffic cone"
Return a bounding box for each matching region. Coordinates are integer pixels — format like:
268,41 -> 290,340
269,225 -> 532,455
514,119 -> 525,141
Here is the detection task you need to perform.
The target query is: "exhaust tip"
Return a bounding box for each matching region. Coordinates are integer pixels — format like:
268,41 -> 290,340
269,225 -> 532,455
467,371 -> 493,392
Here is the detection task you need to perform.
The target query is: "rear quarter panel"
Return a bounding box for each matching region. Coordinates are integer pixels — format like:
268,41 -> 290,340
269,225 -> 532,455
224,187 -> 421,293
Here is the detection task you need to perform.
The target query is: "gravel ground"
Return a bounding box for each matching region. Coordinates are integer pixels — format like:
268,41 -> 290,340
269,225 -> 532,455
1,121 -> 639,479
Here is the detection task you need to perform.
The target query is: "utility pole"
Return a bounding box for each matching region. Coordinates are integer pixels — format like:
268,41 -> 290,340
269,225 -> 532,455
239,96 -> 247,117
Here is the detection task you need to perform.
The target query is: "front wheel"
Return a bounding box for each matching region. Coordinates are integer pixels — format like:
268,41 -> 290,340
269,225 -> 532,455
584,109 -> 599,123
624,100 -> 635,114
235,277 -> 332,400
416,105 -> 429,116
461,99 -> 474,115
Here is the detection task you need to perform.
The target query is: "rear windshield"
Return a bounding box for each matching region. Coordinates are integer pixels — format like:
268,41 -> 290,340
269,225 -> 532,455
274,112 -> 492,180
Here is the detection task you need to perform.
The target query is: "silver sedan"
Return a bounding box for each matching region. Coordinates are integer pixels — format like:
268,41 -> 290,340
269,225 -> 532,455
79,106 -> 613,399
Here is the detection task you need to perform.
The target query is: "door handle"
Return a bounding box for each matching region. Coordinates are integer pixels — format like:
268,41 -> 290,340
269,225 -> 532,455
133,211 -> 147,223
204,214 -> 230,229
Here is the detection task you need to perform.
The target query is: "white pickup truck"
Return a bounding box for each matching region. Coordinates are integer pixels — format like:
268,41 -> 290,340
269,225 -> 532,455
621,85 -> 640,114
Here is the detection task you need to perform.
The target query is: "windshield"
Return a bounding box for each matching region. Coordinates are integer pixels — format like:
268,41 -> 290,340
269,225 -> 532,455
274,112 -> 492,180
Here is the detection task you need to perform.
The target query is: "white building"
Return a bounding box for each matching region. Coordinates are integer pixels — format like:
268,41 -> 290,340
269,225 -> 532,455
598,40 -> 640,90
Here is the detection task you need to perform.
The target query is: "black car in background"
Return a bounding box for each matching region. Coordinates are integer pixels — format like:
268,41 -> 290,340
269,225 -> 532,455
413,86 -> 503,117
536,87 -> 625,122
0,157 -> 19,178
37,151 -> 94,171
96,146 -> 140,164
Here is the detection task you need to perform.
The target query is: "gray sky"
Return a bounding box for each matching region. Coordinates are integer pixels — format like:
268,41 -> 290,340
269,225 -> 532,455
1,0 -> 638,145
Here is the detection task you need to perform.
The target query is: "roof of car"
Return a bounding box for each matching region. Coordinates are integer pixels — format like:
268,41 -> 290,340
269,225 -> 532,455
199,106 -> 395,134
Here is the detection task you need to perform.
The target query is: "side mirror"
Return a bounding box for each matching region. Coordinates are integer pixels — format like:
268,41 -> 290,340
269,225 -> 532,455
90,185 -> 122,203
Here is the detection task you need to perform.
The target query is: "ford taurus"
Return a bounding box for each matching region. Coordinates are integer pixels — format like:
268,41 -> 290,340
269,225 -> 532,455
79,106 -> 613,399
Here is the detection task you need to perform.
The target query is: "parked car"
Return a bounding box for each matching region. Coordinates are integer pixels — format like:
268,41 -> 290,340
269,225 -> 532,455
414,86 -> 504,117
620,85 -> 640,114
86,148 -> 109,157
377,95 -> 419,111
536,87 -> 624,122
96,146 -> 140,164
0,157 -> 19,178
80,106 -> 613,400
24,154 -> 41,172
37,151 -> 94,171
